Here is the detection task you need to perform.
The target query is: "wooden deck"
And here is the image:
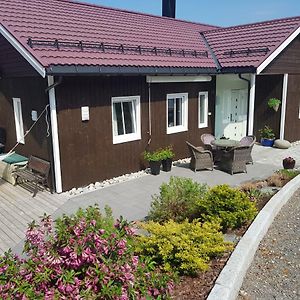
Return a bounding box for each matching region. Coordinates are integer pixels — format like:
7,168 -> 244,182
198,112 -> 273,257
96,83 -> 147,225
0,179 -> 68,254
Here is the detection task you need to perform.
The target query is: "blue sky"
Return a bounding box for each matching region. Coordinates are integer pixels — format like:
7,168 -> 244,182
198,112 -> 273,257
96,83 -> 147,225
83,0 -> 300,26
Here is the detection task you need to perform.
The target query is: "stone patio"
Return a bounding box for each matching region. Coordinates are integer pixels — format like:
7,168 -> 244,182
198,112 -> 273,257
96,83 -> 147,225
0,143 -> 298,254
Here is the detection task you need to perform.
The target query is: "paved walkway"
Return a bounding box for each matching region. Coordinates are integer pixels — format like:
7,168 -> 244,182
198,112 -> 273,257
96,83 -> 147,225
238,188 -> 300,300
53,143 -> 300,221
1,143 -> 299,255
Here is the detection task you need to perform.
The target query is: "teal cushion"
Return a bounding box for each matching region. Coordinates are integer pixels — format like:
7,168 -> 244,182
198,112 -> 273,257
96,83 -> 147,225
3,153 -> 28,164
274,139 -> 291,149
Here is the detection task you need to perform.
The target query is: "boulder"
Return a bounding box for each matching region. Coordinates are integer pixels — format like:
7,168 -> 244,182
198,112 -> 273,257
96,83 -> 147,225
274,139 -> 291,149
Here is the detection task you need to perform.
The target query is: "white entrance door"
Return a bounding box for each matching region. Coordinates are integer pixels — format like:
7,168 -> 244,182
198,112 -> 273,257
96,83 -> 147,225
223,89 -> 248,140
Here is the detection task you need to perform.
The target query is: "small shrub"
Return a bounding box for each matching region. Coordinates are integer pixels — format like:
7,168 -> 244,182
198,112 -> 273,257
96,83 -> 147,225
148,176 -> 208,223
267,172 -> 284,187
0,205 -> 173,299
197,185 -> 258,231
277,169 -> 300,180
136,220 -> 231,276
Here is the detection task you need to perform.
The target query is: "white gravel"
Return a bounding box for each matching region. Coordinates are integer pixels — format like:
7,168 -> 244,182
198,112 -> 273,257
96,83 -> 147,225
238,189 -> 300,300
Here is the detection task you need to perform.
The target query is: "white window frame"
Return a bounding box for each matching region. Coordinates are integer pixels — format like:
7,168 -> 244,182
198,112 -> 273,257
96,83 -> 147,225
12,97 -> 25,144
166,92 -> 188,134
111,95 -> 141,144
198,91 -> 208,128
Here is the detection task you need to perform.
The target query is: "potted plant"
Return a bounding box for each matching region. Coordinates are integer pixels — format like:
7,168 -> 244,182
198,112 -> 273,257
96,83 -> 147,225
267,98 -> 281,112
282,157 -> 296,169
159,146 -> 175,172
143,150 -> 162,175
259,125 -> 275,147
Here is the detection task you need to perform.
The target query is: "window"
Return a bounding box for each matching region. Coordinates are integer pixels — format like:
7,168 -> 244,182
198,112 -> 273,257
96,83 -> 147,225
167,93 -> 188,134
12,97 -> 25,144
111,96 -> 141,144
198,92 -> 208,128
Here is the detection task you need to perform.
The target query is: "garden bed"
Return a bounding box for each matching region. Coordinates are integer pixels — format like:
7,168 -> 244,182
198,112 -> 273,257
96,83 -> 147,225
1,169 -> 298,299
169,169 -> 299,300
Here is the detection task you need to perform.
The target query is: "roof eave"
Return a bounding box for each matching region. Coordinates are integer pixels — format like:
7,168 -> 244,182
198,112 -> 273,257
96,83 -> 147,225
46,65 -> 218,76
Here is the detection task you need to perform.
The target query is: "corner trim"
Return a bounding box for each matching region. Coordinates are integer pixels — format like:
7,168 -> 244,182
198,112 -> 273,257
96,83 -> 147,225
280,74 -> 288,140
248,74 -> 256,135
257,26 -> 300,74
0,24 -> 46,78
47,76 -> 63,193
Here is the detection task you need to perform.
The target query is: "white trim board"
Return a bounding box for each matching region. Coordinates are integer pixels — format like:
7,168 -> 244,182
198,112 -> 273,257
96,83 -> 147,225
280,74 -> 288,140
47,76 -> 63,193
0,24 -> 46,78
257,26 -> 300,74
146,75 -> 212,83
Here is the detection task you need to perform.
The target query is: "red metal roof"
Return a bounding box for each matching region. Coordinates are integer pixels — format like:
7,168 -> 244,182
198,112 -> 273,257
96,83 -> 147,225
0,0 -> 299,73
0,0 -> 218,70
203,16 -> 300,68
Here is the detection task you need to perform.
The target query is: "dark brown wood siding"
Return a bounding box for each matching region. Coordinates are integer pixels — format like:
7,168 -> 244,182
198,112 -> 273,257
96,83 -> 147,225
253,75 -> 283,139
262,34 -> 300,74
0,77 -> 51,160
56,76 -> 216,191
0,35 -> 39,78
284,74 -> 300,141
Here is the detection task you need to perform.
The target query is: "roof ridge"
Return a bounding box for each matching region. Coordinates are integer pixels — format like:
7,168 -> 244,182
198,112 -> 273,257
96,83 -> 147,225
55,0 -> 220,29
202,15 -> 300,34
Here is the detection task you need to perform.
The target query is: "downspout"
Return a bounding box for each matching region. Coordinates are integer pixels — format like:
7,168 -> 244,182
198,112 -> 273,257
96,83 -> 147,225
46,76 -> 63,193
45,76 -> 63,92
238,74 -> 251,134
147,82 -> 152,145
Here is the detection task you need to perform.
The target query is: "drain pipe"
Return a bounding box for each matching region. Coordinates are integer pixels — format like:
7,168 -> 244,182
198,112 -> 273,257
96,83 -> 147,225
45,76 -> 63,93
238,74 -> 251,134
147,82 -> 152,145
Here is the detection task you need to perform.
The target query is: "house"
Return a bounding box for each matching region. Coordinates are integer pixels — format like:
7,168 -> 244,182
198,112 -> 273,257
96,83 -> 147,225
0,0 -> 299,192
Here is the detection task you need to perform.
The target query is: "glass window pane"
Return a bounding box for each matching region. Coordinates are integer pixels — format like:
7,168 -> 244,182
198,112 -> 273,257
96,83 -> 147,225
199,95 -> 205,124
168,98 -> 175,127
175,97 -> 182,126
113,102 -> 124,135
123,101 -> 135,134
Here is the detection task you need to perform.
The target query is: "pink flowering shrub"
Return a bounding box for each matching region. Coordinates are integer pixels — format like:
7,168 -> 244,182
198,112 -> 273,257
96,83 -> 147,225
0,206 -> 173,299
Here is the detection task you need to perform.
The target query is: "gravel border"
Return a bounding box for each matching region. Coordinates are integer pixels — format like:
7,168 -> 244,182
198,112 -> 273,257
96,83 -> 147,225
207,174 -> 300,300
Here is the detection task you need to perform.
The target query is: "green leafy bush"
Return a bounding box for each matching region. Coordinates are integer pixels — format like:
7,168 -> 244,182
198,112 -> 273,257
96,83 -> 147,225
197,185 -> 257,231
136,220 -> 231,276
159,146 -> 175,160
143,149 -> 162,162
148,177 -> 208,223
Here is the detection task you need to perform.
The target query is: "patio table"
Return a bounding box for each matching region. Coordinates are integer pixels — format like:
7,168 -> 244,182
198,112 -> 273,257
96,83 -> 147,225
211,139 -> 240,149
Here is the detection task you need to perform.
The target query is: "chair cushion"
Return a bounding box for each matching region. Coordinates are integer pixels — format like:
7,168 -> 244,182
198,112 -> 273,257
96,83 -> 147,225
274,139 -> 291,149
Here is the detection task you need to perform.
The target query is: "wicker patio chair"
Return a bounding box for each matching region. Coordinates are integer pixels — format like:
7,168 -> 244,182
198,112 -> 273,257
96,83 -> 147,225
186,141 -> 214,172
200,133 -> 222,162
218,146 -> 249,175
239,135 -> 256,164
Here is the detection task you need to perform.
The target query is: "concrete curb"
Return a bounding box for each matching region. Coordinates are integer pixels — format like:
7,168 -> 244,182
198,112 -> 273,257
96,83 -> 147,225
207,174 -> 300,300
